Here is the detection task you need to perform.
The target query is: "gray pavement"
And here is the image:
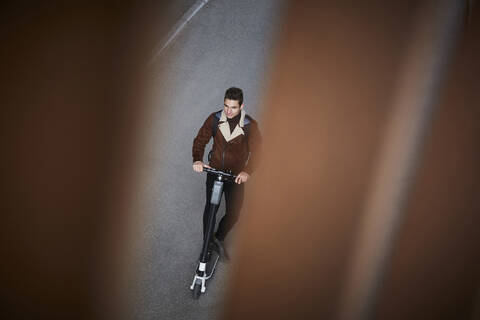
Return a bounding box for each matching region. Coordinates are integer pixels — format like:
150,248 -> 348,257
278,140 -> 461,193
131,1 -> 285,319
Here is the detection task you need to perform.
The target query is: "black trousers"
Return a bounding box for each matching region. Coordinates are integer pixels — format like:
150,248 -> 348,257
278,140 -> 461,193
203,173 -> 244,242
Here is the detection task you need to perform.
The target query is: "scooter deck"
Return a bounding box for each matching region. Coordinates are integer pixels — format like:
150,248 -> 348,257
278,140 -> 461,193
205,252 -> 220,279
190,251 -> 220,295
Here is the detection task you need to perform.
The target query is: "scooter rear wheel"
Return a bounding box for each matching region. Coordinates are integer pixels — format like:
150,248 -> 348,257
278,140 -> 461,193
192,283 -> 201,299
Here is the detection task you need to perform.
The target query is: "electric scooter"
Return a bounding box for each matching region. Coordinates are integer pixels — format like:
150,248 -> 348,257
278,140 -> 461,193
190,166 -> 236,299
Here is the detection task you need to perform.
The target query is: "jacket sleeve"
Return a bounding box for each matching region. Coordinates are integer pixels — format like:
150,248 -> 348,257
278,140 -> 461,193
192,113 -> 215,163
244,119 -> 262,175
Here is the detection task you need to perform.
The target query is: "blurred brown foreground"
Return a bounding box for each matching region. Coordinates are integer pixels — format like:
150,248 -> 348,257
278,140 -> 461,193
223,1 -> 480,320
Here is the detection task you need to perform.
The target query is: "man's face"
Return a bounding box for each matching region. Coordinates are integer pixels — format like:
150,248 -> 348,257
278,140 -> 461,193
224,99 -> 243,119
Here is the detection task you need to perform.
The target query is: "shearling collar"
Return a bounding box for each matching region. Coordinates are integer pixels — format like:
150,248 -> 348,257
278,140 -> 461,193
219,109 -> 246,142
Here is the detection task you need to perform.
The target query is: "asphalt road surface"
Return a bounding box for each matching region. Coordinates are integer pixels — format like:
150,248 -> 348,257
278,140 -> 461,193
131,1 -> 286,319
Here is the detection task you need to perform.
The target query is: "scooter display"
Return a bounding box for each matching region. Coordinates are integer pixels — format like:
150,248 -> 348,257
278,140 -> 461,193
190,166 -> 236,299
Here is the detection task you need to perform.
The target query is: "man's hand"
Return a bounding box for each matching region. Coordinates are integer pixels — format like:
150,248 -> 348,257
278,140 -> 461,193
193,161 -> 211,172
235,171 -> 250,184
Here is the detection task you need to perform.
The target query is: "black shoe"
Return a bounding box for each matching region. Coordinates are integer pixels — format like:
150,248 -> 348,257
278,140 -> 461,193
213,237 -> 230,262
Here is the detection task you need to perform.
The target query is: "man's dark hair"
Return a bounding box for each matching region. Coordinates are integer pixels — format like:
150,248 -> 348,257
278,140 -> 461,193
224,87 -> 243,106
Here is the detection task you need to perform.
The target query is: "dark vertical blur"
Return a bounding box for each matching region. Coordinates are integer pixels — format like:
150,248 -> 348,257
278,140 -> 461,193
0,2 -> 170,319
375,2 -> 480,319
222,1 -> 479,320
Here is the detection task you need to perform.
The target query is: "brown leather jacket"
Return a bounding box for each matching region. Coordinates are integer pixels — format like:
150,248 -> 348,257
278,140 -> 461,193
192,109 -> 262,175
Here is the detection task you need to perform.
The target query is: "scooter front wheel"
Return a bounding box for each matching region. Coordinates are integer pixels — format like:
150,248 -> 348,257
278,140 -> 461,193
192,283 -> 202,299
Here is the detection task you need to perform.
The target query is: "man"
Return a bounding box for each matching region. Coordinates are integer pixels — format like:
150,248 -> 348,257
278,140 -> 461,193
192,87 -> 262,260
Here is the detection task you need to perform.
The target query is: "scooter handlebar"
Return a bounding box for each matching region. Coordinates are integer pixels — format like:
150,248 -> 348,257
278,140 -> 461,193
202,166 -> 237,179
